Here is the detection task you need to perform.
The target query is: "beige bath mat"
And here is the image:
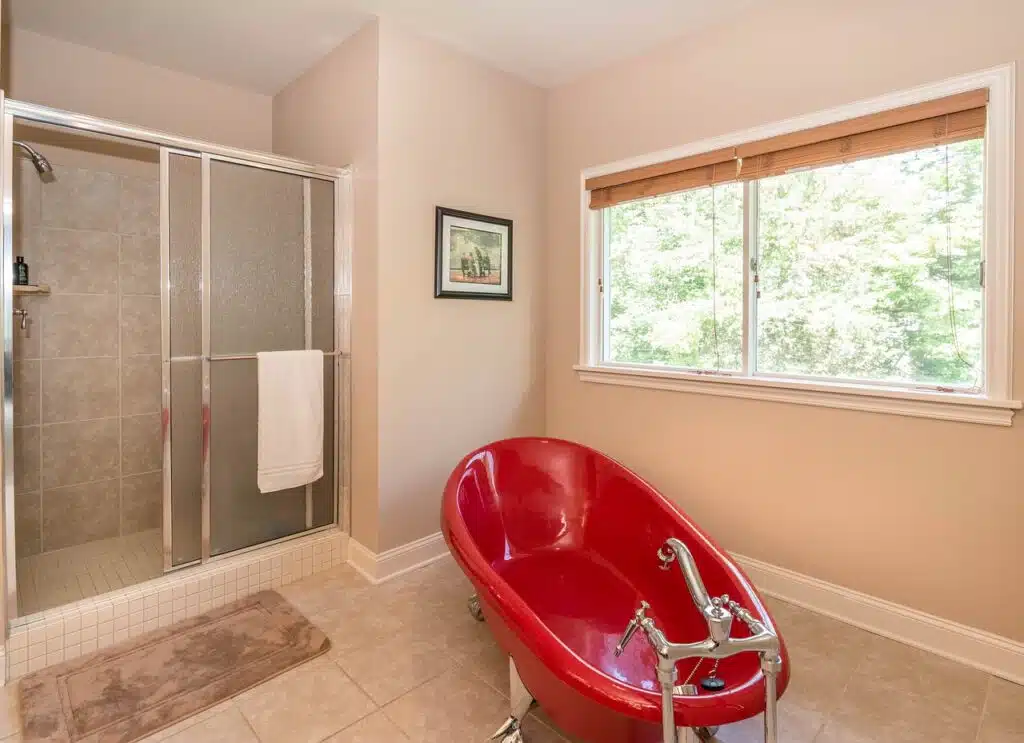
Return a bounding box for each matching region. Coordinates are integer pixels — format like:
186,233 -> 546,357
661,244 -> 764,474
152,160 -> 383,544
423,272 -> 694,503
19,591 -> 330,743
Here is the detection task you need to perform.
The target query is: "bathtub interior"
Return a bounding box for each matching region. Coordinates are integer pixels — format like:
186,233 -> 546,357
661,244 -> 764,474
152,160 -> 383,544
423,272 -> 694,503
451,438 -> 768,694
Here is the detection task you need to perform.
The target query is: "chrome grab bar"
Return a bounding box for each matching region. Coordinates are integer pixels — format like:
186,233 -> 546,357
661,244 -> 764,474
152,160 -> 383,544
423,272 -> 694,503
615,538 -> 782,743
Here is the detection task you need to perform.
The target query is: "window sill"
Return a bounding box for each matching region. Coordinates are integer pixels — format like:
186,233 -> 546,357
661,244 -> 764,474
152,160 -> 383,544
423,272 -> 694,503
574,364 -> 1021,426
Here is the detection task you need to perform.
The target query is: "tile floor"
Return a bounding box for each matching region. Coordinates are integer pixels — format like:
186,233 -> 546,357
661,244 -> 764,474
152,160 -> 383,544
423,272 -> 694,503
0,554 -> 1019,742
16,529 -> 162,615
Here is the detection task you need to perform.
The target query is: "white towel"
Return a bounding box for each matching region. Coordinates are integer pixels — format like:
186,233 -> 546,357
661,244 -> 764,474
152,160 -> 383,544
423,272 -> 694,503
257,349 -> 324,493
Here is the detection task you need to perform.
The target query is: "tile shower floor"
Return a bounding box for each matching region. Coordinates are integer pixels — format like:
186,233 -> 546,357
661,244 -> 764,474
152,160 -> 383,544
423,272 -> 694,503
0,555 -> 1019,742
15,529 -> 162,616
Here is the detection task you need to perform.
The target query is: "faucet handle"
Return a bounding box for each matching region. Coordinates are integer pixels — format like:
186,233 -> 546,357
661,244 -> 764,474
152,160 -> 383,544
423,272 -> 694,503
614,601 -> 650,657
657,546 -> 674,570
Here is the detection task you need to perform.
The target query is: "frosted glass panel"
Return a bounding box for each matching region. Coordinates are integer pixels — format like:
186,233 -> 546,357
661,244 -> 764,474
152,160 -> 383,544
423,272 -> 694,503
168,153 -> 202,565
311,178 -> 336,352
208,161 -> 308,554
170,360 -> 201,565
312,358 -> 335,527
210,161 -> 304,354
310,179 -> 337,528
209,361 -> 306,554
166,159 -> 340,560
169,155 -> 201,357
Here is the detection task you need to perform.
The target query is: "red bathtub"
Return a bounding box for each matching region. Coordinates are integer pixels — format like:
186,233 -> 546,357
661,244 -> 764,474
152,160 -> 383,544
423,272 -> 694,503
441,437 -> 790,743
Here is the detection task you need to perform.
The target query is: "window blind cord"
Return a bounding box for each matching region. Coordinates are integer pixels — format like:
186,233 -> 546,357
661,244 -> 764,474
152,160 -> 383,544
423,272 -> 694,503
710,185 -> 722,370
943,144 -> 976,381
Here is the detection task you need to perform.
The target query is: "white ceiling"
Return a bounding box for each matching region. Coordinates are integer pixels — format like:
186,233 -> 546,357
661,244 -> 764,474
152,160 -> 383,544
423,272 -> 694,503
8,0 -> 756,93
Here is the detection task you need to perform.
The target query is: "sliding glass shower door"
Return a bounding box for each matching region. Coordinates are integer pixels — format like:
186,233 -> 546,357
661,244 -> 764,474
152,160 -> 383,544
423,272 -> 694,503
0,96 -> 350,621
164,152 -> 344,568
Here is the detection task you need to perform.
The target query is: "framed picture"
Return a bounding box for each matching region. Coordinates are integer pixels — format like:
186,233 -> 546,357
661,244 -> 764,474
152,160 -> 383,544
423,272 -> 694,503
435,207 -> 513,300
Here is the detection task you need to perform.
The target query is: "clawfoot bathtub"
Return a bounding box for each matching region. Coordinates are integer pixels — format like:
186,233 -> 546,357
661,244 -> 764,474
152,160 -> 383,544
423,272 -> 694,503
441,438 -> 790,743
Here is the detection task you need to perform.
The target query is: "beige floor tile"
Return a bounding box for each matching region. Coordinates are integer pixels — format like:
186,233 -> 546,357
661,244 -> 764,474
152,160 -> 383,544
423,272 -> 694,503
400,595 -> 499,660
236,657 -> 376,743
853,633 -> 990,712
978,677 -> 1024,743
0,685 -> 22,740
316,598 -> 409,658
520,714 -> 571,742
375,558 -> 474,620
138,701 -> 235,742
156,705 -> 257,743
529,709 -> 587,743
278,564 -> 372,615
715,704 -> 825,743
780,646 -> 852,716
452,630 -> 511,697
770,599 -> 875,669
383,666 -> 512,742
816,679 -> 983,743
323,711 -> 410,742
334,629 -> 455,705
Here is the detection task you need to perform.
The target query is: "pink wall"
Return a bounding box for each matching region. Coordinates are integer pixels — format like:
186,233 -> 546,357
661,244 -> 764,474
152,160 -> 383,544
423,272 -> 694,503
546,0 -> 1024,640
274,21 -> 546,552
375,21 -> 547,550
274,22 -> 382,549
8,28 -> 272,151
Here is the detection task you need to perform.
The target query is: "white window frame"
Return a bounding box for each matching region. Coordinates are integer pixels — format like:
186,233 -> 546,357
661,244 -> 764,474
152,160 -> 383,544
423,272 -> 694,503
577,65 -> 1020,426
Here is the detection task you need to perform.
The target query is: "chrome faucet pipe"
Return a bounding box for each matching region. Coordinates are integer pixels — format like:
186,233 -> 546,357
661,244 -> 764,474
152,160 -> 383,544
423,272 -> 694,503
658,538 -> 712,613
659,538 -> 736,645
656,657 -> 677,743
762,653 -> 781,743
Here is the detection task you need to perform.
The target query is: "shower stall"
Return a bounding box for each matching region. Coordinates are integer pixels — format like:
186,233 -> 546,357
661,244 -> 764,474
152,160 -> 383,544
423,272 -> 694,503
0,96 -> 351,622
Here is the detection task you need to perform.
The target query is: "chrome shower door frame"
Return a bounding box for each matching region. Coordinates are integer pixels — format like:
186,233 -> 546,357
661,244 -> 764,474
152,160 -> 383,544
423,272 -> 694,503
1,97 -> 16,625
167,153 -> 349,567
0,99 -> 352,624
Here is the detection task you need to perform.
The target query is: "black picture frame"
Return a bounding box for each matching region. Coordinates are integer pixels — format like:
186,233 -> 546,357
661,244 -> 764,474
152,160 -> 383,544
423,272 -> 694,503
434,206 -> 513,300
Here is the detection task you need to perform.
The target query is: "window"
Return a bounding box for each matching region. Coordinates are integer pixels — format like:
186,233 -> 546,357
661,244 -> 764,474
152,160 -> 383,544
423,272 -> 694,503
756,141 -> 983,388
606,184 -> 743,370
581,70 -> 1019,425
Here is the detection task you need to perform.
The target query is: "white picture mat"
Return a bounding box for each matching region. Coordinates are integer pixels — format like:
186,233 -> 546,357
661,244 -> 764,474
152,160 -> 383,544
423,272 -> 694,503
440,214 -> 510,294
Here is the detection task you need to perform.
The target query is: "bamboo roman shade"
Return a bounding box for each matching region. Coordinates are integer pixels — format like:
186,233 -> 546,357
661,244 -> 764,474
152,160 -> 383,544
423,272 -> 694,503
588,89 -> 988,210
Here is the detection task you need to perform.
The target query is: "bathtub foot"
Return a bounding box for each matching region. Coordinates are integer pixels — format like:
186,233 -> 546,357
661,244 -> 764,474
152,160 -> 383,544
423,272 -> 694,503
490,717 -> 524,743
489,657 -> 534,742
694,726 -> 719,741
468,594 -> 485,621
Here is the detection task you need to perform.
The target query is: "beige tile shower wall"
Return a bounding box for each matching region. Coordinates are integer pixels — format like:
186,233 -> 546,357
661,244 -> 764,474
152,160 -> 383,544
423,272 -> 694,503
12,138 -> 162,558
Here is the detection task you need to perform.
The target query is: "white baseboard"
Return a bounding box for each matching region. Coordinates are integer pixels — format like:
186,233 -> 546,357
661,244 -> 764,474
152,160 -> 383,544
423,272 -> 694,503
735,553 -> 1024,685
347,531 -> 449,584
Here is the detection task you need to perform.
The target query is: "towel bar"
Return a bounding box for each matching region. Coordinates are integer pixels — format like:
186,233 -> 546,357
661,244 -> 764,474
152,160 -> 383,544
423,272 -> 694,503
167,351 -> 346,362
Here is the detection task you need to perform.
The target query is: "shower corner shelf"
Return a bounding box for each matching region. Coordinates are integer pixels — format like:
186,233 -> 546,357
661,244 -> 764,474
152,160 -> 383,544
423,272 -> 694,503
13,284 -> 50,296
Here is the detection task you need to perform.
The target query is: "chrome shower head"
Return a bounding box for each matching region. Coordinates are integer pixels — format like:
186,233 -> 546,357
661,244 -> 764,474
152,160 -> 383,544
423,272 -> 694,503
13,141 -> 55,182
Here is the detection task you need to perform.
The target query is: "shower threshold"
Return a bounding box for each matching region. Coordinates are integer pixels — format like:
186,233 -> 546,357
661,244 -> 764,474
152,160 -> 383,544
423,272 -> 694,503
6,528 -> 347,681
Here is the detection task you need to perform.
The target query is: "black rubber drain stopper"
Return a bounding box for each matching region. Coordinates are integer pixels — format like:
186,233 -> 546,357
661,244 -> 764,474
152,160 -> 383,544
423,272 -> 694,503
700,676 -> 726,691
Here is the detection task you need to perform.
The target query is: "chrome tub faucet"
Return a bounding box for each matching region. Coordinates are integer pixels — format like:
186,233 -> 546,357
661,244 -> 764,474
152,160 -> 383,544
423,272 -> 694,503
616,538 -> 783,743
